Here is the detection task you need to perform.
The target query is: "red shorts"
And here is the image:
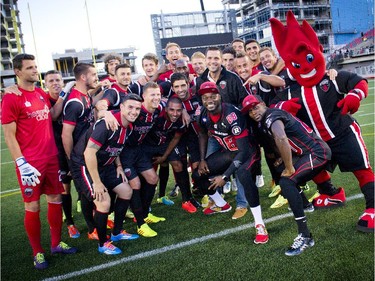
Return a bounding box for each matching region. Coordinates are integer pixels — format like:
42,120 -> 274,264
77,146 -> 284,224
16,156 -> 64,203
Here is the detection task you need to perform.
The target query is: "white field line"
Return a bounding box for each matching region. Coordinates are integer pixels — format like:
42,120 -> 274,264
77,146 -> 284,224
358,113 -> 375,117
360,122 -> 375,127
43,193 -> 364,281
0,188 -> 19,194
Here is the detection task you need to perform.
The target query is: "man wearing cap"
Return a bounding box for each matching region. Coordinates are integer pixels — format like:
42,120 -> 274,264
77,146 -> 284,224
242,94 -> 332,255
194,82 -> 269,244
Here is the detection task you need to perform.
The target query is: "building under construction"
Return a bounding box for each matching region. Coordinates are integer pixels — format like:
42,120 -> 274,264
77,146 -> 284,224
1,0 -> 24,87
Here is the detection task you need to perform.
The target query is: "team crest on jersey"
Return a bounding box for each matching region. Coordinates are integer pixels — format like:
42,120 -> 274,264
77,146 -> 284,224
24,187 -> 33,197
219,81 -> 227,90
214,124 -> 218,129
319,79 -> 330,92
124,168 -> 132,178
231,125 -> 241,135
226,112 -> 237,124
25,101 -> 31,107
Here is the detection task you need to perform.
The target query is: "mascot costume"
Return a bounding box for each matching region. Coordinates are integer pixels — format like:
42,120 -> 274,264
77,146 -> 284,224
270,11 -> 374,232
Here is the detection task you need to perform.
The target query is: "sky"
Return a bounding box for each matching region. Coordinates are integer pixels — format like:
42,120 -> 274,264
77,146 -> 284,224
17,0 -> 224,73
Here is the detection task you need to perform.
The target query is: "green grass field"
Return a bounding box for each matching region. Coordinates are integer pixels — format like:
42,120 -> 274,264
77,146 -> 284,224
1,81 -> 374,281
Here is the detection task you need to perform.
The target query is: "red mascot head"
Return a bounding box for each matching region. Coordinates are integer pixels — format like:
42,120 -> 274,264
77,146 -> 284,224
270,11 -> 326,88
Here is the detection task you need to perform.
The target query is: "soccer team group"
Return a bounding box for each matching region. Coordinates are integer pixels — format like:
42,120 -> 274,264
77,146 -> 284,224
2,12 -> 374,270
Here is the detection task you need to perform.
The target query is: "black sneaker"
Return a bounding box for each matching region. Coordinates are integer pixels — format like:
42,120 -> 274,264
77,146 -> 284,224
285,233 -> 315,256
169,184 -> 179,198
189,197 -> 201,208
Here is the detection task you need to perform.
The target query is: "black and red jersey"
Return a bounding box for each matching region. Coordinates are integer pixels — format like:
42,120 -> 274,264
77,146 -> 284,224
143,108 -> 186,146
197,103 -> 248,152
273,71 -> 363,142
63,88 -> 94,145
125,103 -> 164,146
259,108 -> 330,158
71,111 -> 133,167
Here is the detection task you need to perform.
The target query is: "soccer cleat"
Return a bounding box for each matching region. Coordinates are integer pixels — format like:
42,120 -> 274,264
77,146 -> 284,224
203,203 -> 232,215
125,209 -> 135,219
288,203 -> 315,213
182,201 -> 197,213
256,175 -> 265,188
254,224 -> 269,244
201,195 -> 209,208
308,191 -> 320,202
34,252 -> 48,270
67,225 -> 80,239
189,197 -> 201,208
268,184 -> 281,198
169,184 -> 180,198
145,213 -> 166,224
51,241 -> 77,254
111,230 -> 139,241
98,241 -> 122,255
137,223 -> 157,237
300,183 -> 310,191
156,196 -> 174,206
76,200 -> 82,213
312,187 -> 346,209
232,207 -> 248,220
107,212 -> 115,229
88,229 -> 99,240
223,181 -> 231,194
270,195 -> 288,209
356,208 -> 374,233
285,233 -> 315,256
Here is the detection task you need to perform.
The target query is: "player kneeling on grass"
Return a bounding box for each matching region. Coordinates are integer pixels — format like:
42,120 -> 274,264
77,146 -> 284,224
193,82 -> 269,244
243,95 -> 332,255
70,94 -> 143,255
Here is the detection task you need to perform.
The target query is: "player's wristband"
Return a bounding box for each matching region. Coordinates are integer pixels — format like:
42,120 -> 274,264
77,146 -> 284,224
15,156 -> 27,167
222,175 -> 229,182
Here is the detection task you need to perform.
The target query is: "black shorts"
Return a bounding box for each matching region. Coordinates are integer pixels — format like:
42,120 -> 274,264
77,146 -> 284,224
179,133 -> 200,163
327,121 -> 371,172
143,143 -> 185,162
120,145 -> 153,181
70,163 -> 122,201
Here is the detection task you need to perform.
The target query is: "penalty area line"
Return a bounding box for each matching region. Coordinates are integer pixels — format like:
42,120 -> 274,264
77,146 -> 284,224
43,193 -> 364,281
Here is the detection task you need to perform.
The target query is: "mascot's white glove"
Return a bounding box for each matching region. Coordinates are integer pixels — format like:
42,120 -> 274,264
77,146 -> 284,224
16,157 -> 41,187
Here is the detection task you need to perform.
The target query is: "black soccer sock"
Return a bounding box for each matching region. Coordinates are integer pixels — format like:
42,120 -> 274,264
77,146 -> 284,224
109,190 -> 117,214
94,210 -> 109,247
298,187 -> 310,208
317,180 -> 339,195
61,193 -> 74,225
141,182 -> 157,217
81,194 -> 96,233
295,216 -> 310,237
130,189 -> 145,227
158,164 -> 169,198
112,198 -> 130,236
175,170 -> 192,202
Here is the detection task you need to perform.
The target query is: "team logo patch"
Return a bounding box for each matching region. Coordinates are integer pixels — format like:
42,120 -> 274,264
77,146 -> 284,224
226,112 -> 237,124
25,101 -> 31,107
219,81 -> 227,90
231,125 -> 241,135
124,168 -> 132,178
24,187 -> 33,197
319,79 -> 330,92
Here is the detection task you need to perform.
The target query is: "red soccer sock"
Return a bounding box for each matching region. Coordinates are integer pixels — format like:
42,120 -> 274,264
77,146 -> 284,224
47,202 -> 63,248
24,210 -> 43,256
